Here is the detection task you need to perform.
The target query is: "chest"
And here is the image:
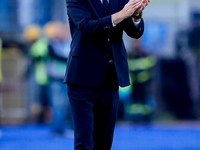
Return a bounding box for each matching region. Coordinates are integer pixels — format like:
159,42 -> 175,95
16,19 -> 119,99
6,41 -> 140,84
85,0 -> 121,18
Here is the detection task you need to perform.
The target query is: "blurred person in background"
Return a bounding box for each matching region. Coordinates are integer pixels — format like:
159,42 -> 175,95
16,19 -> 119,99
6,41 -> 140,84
44,22 -> 72,135
0,38 -> 2,83
127,39 -> 156,122
0,38 -> 2,126
64,0 -> 150,149
24,25 -> 51,124
187,12 -> 200,118
188,13 -> 200,61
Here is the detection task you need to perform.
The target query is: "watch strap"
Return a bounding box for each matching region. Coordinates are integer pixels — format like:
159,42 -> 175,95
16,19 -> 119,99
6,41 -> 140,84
132,12 -> 143,19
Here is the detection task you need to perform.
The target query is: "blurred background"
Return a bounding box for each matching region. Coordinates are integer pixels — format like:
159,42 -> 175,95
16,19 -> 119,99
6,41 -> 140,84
1,0 -> 200,149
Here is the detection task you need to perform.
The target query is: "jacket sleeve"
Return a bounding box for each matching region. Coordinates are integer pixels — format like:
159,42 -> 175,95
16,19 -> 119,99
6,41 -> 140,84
66,0 -> 113,36
123,17 -> 144,39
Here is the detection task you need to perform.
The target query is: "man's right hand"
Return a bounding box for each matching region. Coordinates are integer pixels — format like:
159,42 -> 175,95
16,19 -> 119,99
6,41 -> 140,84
134,0 -> 150,16
120,0 -> 143,19
112,0 -> 150,26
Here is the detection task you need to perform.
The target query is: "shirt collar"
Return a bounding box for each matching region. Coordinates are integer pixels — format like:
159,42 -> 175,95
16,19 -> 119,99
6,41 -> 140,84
100,0 -> 109,3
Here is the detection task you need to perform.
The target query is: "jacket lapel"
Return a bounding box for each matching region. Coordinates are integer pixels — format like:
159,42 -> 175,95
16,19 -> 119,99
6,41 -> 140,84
90,0 -> 118,17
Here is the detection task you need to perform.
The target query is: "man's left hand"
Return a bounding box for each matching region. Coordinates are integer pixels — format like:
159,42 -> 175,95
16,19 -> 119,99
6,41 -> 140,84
133,0 -> 150,16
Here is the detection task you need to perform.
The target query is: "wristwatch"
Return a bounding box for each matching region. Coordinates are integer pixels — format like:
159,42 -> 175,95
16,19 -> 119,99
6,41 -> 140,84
132,12 -> 143,19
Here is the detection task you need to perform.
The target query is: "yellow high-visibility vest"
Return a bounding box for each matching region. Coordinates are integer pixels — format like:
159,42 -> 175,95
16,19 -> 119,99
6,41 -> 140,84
29,38 -> 49,85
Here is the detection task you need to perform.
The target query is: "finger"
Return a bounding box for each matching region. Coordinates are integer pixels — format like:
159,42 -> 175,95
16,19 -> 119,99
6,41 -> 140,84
142,0 -> 150,8
146,0 -> 150,5
132,3 -> 143,14
123,1 -> 142,17
135,5 -> 144,14
129,1 -> 142,9
142,0 -> 148,6
129,0 -> 141,5
129,0 -> 140,2
145,0 -> 150,5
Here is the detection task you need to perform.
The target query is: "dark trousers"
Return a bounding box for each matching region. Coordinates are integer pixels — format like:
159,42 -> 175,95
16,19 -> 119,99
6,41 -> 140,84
68,62 -> 119,150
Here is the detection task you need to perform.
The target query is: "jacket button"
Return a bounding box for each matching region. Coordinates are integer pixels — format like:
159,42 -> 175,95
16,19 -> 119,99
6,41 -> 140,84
108,38 -> 110,42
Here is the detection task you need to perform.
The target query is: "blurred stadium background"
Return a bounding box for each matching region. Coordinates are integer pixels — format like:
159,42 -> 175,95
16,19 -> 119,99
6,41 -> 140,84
1,0 -> 200,149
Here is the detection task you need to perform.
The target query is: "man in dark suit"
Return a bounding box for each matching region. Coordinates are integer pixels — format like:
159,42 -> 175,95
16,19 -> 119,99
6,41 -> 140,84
64,0 -> 150,149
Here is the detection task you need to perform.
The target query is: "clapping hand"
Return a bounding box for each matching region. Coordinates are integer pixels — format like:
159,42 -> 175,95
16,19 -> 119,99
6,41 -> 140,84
112,0 -> 150,25
133,0 -> 150,16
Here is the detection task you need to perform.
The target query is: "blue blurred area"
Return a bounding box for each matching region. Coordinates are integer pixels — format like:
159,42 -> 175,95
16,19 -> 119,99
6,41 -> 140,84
0,0 -> 9,31
0,0 -> 67,32
1,123 -> 200,150
142,21 -> 168,55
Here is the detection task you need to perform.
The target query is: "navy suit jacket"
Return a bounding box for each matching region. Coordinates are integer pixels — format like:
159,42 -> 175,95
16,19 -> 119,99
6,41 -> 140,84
64,0 -> 144,87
